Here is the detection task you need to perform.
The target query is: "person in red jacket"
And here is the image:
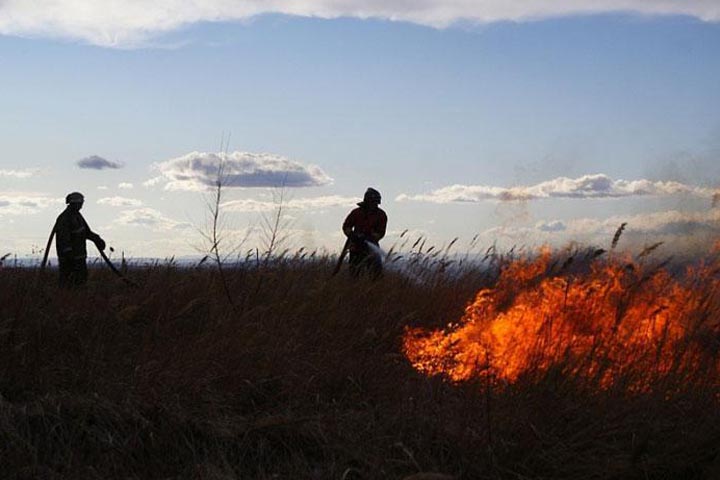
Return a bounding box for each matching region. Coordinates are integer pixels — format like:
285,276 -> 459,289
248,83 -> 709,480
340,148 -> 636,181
54,192 -> 106,287
342,188 -> 387,277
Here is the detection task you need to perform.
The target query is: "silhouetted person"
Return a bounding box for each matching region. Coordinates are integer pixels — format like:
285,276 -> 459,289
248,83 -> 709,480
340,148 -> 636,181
342,188 -> 387,278
54,192 -> 105,287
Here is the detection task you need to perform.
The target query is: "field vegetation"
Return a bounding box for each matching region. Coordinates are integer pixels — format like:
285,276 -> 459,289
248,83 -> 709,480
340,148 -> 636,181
1,237 -> 719,479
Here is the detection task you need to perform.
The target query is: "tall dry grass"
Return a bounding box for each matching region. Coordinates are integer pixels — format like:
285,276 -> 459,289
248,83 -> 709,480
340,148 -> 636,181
1,243 -> 719,479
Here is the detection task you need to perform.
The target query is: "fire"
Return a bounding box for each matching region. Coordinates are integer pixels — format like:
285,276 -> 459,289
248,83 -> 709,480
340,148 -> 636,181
403,249 -> 720,390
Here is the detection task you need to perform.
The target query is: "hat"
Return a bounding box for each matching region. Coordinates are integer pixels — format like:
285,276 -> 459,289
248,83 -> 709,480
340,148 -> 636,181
363,187 -> 381,205
65,192 -> 85,204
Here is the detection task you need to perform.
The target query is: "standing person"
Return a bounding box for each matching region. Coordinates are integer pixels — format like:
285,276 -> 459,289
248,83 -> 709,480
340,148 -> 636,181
342,188 -> 387,277
54,192 -> 106,287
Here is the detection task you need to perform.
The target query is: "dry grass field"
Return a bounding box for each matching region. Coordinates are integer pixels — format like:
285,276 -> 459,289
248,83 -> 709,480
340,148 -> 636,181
1,241 -> 720,479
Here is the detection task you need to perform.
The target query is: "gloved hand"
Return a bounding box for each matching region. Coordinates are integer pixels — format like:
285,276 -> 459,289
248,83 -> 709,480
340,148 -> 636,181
95,237 -> 106,251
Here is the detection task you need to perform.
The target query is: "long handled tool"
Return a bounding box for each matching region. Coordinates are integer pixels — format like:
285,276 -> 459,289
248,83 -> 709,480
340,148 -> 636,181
98,246 -> 138,287
40,226 -> 56,270
40,225 -> 137,287
332,237 -> 351,276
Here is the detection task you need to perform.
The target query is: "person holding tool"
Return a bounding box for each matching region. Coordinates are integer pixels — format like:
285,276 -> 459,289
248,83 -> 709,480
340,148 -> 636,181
341,187 -> 387,278
52,192 -> 106,287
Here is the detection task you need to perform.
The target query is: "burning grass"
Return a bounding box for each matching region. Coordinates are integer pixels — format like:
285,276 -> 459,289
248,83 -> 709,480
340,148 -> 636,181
403,247 -> 720,392
1,242 -> 720,479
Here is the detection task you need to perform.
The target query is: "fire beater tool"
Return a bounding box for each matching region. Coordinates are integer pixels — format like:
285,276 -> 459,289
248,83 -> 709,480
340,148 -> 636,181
97,247 -> 138,287
332,237 -> 351,276
40,226 -> 137,287
40,226 -> 56,270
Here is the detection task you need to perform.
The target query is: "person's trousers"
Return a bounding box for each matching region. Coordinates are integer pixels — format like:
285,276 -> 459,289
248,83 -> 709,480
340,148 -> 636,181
58,257 -> 88,287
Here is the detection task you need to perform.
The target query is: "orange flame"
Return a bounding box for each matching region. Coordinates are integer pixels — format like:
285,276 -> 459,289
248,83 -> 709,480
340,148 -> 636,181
403,249 -> 720,391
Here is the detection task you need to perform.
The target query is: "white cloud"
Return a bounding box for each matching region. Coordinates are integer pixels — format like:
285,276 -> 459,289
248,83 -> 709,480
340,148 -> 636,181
118,182 -> 134,190
0,192 -> 62,215
147,151 -> 332,192
97,185 -> 109,190
1,1 -> 717,47
113,207 -> 191,231
142,176 -> 164,188
97,196 -> 142,207
0,168 -> 41,179
221,195 -> 356,212
397,174 -> 715,203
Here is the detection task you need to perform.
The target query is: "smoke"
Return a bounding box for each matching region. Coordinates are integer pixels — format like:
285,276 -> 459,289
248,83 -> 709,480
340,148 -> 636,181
474,207 -> 720,255
643,149 -> 720,189
364,240 -> 386,265
537,220 -> 567,232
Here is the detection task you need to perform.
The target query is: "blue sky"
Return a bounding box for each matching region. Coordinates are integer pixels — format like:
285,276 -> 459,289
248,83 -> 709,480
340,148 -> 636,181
1,2 -> 719,258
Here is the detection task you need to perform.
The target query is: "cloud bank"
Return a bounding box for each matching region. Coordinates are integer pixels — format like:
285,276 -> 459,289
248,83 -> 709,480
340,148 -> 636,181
0,168 -> 41,179
146,151 -> 332,192
481,208 -> 720,252
397,174 -> 715,203
0,193 -> 61,215
0,1 -> 717,47
566,209 -> 720,237
221,195 -> 356,212
76,155 -> 124,170
113,208 -> 190,231
97,196 -> 143,207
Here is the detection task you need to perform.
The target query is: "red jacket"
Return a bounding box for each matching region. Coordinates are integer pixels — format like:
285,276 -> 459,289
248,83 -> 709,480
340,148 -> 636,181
343,205 -> 387,251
